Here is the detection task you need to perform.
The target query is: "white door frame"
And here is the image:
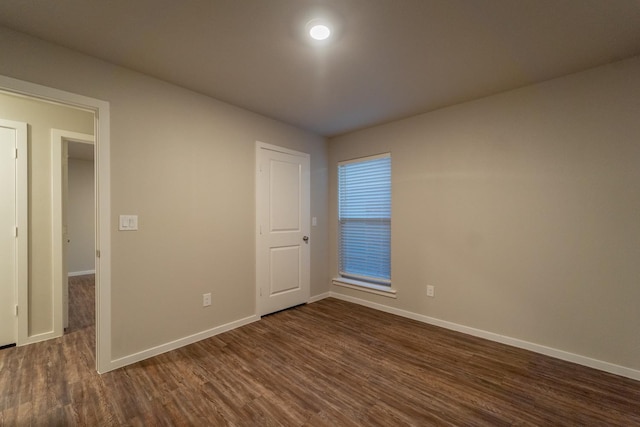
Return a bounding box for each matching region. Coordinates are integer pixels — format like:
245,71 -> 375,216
0,74 -> 113,374
255,141 -> 310,316
52,129 -> 95,335
0,119 -> 27,348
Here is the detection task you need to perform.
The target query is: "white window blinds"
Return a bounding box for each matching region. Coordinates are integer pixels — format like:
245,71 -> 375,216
338,153 -> 391,285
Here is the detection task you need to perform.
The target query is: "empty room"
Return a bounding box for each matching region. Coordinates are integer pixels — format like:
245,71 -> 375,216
0,1 -> 639,425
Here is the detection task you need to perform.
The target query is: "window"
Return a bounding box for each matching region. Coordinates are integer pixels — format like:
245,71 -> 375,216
338,153 -> 391,286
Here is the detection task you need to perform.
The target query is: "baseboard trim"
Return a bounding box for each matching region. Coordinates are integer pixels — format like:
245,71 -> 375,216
308,292 -> 330,304
68,269 -> 95,277
329,292 -> 640,381
108,314 -> 260,372
19,330 -> 61,346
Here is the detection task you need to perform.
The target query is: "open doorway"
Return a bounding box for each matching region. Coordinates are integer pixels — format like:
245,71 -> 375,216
66,139 -> 95,333
52,131 -> 95,333
0,92 -> 94,348
0,74 -> 112,373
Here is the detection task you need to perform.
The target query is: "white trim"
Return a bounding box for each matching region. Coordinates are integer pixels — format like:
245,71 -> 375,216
338,152 -> 390,166
18,330 -> 60,346
332,278 -> 397,298
339,271 -> 391,286
0,74 -> 112,374
52,130 -> 95,144
328,291 -> 640,381
15,121 -> 27,347
307,292 -> 330,303
68,270 -> 96,277
256,140 -> 309,157
110,315 -> 260,371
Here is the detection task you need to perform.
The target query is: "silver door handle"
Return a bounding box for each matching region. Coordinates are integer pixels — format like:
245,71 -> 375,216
303,236 -> 309,243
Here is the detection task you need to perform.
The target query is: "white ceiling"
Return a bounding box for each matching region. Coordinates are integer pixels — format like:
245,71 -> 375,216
1,0 -> 639,136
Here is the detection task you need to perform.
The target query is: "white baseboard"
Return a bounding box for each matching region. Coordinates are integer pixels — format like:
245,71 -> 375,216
329,292 -> 640,382
68,269 -> 95,277
308,292 -> 330,304
108,314 -> 260,372
19,330 -> 61,346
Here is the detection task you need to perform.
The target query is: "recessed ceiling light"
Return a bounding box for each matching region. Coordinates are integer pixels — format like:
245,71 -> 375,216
305,18 -> 333,42
309,24 -> 331,40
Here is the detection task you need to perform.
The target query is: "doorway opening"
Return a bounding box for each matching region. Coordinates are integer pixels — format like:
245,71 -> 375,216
52,131 -> 95,334
0,74 -> 112,373
66,140 -> 95,334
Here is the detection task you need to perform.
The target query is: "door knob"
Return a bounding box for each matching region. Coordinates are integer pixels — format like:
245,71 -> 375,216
303,236 -> 309,243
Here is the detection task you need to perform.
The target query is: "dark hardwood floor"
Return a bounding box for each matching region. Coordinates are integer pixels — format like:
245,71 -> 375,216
66,274 -> 96,334
1,276 -> 639,425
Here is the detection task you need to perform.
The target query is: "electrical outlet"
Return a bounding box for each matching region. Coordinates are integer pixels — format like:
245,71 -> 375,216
426,285 -> 435,297
203,293 -> 211,307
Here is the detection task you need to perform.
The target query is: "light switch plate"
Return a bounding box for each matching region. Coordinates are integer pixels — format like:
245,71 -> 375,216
119,215 -> 138,231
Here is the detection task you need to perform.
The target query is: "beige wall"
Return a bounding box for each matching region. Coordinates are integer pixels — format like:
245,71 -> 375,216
0,91 -> 94,335
68,157 -> 95,274
0,26 -> 329,359
329,56 -> 640,371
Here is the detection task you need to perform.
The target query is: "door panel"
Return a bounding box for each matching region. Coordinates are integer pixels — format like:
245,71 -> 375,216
257,144 -> 310,316
0,124 -> 17,347
270,159 -> 301,231
270,246 -> 301,294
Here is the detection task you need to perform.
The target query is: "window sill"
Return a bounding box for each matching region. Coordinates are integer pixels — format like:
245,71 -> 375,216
332,278 -> 397,299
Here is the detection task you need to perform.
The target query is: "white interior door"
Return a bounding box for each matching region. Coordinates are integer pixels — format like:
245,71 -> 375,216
256,143 -> 310,316
0,119 -> 27,348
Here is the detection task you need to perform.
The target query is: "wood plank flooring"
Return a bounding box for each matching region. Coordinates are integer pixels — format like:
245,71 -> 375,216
66,274 -> 95,334
1,275 -> 639,425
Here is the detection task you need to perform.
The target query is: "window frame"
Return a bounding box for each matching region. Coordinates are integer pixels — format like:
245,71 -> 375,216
334,153 -> 396,297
